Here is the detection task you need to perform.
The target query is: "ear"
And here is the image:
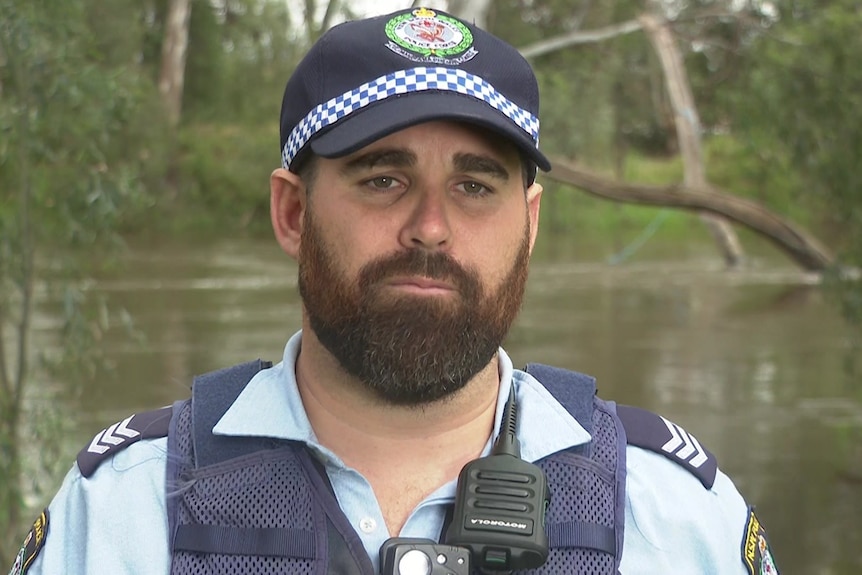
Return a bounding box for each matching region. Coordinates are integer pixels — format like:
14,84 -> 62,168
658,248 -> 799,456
526,181 -> 543,254
270,168 -> 306,259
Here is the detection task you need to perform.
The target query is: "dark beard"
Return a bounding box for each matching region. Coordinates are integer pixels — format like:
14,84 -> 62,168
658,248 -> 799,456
298,208 -> 531,406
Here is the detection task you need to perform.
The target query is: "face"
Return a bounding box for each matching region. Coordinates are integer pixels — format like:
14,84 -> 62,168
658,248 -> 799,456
273,121 -> 543,406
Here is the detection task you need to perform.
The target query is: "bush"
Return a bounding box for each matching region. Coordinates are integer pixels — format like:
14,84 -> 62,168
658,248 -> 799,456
173,122 -> 280,233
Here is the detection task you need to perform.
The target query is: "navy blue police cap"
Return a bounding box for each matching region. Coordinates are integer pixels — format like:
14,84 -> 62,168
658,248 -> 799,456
279,7 -> 551,183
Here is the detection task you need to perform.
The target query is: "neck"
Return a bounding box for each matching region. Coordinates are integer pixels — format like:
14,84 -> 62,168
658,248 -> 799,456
296,326 -> 502,535
295,327 -> 501,463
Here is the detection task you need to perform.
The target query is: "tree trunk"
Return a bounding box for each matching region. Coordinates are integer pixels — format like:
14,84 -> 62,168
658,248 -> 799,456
547,159 -> 835,272
0,22 -> 36,561
640,11 -> 745,268
159,0 -> 192,128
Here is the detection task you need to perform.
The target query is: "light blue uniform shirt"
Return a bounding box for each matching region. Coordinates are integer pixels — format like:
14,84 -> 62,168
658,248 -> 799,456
26,331 -> 751,574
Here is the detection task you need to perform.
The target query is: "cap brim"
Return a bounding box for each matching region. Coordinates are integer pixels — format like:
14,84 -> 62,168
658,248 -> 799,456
309,92 -> 551,172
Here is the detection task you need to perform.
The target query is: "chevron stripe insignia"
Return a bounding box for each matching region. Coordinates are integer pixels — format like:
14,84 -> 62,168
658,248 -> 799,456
76,406 -> 172,478
86,416 -> 141,454
659,416 -> 709,468
615,404 -> 718,489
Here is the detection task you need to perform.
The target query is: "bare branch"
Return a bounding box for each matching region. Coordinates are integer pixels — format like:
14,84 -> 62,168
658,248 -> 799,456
518,7 -> 770,61
519,19 -> 643,59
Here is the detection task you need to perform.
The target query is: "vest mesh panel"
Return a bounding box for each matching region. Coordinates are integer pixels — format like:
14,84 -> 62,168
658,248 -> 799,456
168,380 -> 622,575
521,402 -> 618,574
170,402 -> 319,575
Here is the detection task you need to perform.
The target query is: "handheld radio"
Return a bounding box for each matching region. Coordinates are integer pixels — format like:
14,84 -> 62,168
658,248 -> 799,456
443,385 -> 550,572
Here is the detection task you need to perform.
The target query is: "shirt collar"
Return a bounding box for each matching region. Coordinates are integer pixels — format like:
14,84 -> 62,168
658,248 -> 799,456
212,330 -> 591,464
212,331 -> 316,441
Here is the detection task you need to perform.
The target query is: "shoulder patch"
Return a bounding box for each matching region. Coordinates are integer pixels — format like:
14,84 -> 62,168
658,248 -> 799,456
9,509 -> 48,575
742,507 -> 780,574
616,404 -> 718,489
76,406 -> 172,478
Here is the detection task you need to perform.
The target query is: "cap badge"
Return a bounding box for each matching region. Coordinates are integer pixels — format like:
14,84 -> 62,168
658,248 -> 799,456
385,8 -> 477,65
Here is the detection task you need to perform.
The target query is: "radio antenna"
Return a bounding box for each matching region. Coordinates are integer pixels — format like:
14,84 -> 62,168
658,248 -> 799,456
492,385 -> 520,458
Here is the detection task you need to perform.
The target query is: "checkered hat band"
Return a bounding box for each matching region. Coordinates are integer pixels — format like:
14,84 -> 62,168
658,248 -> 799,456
282,66 -> 540,168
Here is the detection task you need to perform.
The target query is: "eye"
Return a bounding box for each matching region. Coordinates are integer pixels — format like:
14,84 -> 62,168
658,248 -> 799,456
456,181 -> 492,197
365,175 -> 402,190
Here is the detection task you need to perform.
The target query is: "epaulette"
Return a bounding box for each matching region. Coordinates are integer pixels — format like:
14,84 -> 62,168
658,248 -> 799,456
616,405 -> 718,490
76,406 -> 172,478
524,363 -> 720,490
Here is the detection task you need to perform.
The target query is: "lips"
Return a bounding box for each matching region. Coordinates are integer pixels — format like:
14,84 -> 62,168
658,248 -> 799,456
356,249 -> 475,299
384,275 -> 457,292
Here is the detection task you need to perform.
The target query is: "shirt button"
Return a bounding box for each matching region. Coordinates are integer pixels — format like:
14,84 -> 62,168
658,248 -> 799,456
359,517 -> 377,533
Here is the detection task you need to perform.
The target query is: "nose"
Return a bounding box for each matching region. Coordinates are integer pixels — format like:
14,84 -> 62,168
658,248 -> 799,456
398,189 -> 451,251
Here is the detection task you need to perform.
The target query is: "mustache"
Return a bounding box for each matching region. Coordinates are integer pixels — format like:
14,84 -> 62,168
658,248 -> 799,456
357,249 -> 479,293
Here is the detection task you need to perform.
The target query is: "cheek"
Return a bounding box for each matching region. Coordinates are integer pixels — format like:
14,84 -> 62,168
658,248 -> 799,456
323,213 -> 395,278
462,224 -> 524,288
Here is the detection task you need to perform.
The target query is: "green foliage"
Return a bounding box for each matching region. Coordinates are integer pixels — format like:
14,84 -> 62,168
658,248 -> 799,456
704,135 -> 820,226
490,0 -> 656,164
168,0 -> 304,234
0,0 -> 161,561
719,0 -> 862,336
85,1 -> 161,72
724,0 -> 862,250
174,122 -> 278,233
623,151 -> 683,184
182,0 -> 227,122
185,0 -> 301,125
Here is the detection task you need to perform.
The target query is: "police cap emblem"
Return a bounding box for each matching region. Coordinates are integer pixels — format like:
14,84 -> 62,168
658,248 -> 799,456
385,8 -> 477,64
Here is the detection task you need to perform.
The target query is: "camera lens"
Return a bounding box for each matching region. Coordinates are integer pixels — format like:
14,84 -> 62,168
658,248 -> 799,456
397,549 -> 432,575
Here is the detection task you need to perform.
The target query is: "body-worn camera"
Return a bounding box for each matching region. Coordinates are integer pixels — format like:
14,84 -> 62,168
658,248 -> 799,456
380,538 -> 471,575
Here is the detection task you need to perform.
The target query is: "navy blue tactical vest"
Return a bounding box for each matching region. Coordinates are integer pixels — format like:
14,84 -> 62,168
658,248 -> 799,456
76,361 -> 718,575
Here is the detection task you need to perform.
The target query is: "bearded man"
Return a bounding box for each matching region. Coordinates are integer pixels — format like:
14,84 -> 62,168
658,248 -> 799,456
13,7 -> 778,575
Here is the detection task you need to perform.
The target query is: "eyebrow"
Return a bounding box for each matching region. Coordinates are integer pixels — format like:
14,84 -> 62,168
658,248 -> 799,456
453,152 -> 510,182
341,149 -> 417,176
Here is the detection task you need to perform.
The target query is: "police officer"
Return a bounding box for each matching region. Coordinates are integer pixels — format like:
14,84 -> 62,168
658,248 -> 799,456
11,7 -> 779,575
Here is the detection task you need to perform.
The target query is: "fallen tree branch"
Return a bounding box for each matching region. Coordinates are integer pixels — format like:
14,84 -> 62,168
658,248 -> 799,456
546,158 -> 835,272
